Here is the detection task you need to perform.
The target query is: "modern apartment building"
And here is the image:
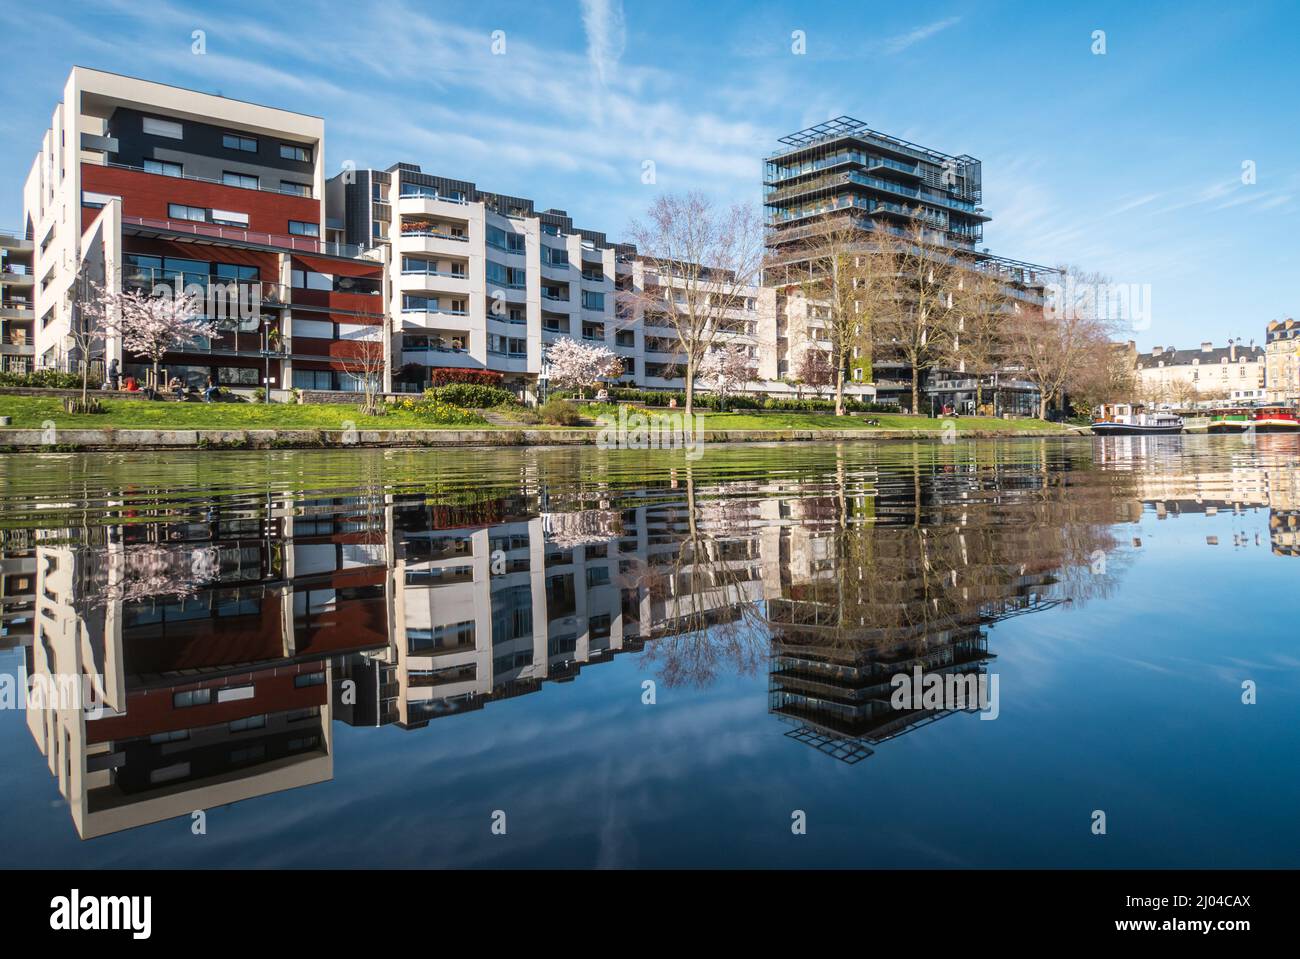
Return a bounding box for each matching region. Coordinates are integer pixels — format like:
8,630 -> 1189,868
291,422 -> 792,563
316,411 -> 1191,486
1135,340 -> 1266,405
326,163 -> 853,400
763,116 -> 1055,412
21,67 -> 386,394
1264,318 -> 1300,403
0,230 -> 35,371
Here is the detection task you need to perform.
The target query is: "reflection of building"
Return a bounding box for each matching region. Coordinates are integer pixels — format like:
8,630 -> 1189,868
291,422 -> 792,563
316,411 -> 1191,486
6,449 -> 1152,838
18,501 -> 390,838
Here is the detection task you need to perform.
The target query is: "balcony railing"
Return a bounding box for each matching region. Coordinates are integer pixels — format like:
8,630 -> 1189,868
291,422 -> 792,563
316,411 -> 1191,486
105,161 -> 317,200
122,215 -> 367,258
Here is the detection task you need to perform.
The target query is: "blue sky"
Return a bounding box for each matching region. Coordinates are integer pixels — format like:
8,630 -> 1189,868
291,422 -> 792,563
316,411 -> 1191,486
1,0 -> 1296,350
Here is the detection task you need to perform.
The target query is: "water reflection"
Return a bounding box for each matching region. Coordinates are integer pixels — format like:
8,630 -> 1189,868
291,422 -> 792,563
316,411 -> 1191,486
1,437 -> 1297,841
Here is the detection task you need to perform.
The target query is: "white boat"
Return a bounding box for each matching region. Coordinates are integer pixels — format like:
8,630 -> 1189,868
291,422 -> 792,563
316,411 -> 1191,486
1090,403 -> 1183,436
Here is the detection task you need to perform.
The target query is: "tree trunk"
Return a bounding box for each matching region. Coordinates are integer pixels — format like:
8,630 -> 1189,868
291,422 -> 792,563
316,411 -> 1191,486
81,357 -> 90,408
152,359 -> 161,398
834,365 -> 845,416
910,367 -> 920,416
975,380 -> 983,413
1039,395 -> 1048,420
684,358 -> 695,418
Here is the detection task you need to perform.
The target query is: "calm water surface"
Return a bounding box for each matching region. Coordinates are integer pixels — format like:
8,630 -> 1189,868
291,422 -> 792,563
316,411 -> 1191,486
1,437 -> 1297,867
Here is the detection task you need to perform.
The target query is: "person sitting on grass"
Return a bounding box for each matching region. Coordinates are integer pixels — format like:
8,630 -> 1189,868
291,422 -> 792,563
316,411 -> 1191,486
167,376 -> 185,401
203,376 -> 221,403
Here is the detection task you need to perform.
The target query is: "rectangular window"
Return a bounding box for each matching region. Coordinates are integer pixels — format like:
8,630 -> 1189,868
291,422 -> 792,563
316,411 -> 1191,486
228,714 -> 267,732
142,116 -> 184,139
173,688 -> 214,708
403,294 -> 437,312
210,209 -> 249,227
280,143 -> 312,162
168,203 -> 206,222
280,181 -> 311,197
288,220 -> 319,237
222,132 -> 258,152
143,159 -> 183,177
222,171 -> 259,189
545,247 -> 569,267
582,291 -> 605,311
294,672 -> 325,688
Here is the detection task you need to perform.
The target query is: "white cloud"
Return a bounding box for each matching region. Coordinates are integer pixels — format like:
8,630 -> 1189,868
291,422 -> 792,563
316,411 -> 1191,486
881,16 -> 961,55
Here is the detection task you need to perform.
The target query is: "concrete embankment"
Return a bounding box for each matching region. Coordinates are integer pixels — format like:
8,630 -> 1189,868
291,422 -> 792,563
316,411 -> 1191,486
0,426 -> 1080,451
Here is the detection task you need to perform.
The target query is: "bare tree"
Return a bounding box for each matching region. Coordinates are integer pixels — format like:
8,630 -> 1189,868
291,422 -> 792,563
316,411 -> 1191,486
627,192 -> 765,417
870,223 -> 958,415
339,324 -> 388,416
1006,267 -> 1112,419
794,346 -> 834,398
792,220 -> 882,415
68,277 -> 115,411
944,265 -> 1013,412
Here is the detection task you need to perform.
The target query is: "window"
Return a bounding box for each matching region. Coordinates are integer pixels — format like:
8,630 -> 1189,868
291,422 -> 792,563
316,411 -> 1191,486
222,132 -> 258,152
280,143 -> 312,162
228,715 -> 266,732
403,294 -> 437,312
142,116 -> 184,139
288,220 -> 319,237
280,181 -> 311,197
582,290 -> 605,311
210,209 -> 249,227
143,159 -> 183,177
545,247 -> 569,267
173,688 -> 213,708
149,729 -> 190,744
294,671 -> 325,688
168,203 -> 206,222
222,171 -> 259,189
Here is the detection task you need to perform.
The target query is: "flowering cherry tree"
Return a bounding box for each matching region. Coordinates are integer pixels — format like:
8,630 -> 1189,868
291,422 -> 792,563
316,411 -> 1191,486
698,344 -> 755,402
114,286 -> 216,392
545,337 -> 622,397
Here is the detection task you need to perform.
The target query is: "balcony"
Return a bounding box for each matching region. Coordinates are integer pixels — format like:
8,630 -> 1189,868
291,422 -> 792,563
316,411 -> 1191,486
0,265 -> 33,286
400,271 -> 471,297
0,302 -> 33,320
103,161 -> 315,199
400,308 -> 473,331
122,215 -> 365,258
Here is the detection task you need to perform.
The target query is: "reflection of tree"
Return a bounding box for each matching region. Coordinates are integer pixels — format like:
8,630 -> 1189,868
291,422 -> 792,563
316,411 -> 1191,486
84,543 -> 222,606
544,510 -> 621,549
630,472 -> 771,687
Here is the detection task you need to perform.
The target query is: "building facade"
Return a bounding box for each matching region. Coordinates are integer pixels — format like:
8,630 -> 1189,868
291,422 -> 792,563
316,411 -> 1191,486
0,230 -> 35,372
762,116 -> 1055,413
1264,319 -> 1300,403
21,67 -> 387,395
1135,341 -> 1266,406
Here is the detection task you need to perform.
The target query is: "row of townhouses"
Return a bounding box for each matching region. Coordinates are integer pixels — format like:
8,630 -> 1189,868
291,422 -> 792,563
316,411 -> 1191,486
1131,328 -> 1300,406
2,67 -> 1058,410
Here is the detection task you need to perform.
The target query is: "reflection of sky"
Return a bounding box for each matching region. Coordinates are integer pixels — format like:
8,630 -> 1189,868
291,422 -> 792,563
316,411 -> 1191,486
4,497 -> 1298,868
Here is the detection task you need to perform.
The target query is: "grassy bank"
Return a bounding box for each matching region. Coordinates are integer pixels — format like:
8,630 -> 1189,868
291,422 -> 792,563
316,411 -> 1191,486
0,395 -> 487,430
0,393 -> 1069,436
576,403 -> 1067,433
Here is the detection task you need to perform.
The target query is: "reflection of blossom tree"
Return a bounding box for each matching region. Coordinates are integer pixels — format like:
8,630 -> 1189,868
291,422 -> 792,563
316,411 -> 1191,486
544,510 -> 621,549
86,543 -> 222,606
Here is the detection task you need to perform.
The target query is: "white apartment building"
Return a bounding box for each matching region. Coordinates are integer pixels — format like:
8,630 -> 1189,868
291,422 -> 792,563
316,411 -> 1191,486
1135,340 -> 1265,405
328,164 -> 876,402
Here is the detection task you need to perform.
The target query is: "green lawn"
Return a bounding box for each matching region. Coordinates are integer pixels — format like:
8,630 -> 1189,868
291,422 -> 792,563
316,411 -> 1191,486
0,393 -> 1067,435
0,394 -> 486,430
577,404 -> 1066,432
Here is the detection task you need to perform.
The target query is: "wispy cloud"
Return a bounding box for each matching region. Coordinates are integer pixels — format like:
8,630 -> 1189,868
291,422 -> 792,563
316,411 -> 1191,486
882,16 -> 961,54
580,0 -> 627,87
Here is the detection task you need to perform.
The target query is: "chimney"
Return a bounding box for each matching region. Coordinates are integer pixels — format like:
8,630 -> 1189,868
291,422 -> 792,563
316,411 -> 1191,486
1230,341 -> 1237,361
1151,346 -> 1164,356
1201,341 -> 1213,352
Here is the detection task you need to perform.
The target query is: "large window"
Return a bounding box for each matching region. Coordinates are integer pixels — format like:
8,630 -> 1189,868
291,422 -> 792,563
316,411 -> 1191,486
280,181 -> 311,197
222,132 -> 258,152
486,226 -> 526,253
168,203 -> 206,222
582,290 -> 605,311
222,171 -> 259,190
288,220 -> 319,237
142,116 -> 183,139
279,143 -> 312,162
144,159 -> 183,177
